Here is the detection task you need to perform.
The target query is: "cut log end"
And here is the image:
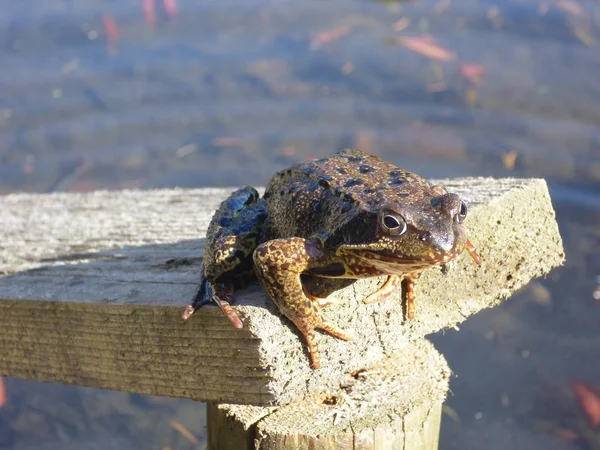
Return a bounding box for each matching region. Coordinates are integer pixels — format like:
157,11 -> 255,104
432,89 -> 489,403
210,340 -> 449,450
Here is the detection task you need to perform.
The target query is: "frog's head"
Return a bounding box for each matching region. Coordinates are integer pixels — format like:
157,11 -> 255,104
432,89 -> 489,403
336,188 -> 480,272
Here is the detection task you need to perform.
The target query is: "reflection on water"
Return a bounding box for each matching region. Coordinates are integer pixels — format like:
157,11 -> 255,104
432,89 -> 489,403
0,0 -> 599,448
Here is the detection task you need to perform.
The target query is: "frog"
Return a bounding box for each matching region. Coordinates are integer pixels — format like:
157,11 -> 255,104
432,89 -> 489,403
184,149 -> 481,369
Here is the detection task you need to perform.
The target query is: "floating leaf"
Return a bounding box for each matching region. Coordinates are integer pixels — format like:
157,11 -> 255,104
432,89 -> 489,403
389,36 -> 455,61
311,26 -> 351,50
571,379 -> 600,429
442,405 -> 461,424
556,0 -> 586,18
163,0 -> 177,17
102,14 -> 119,52
175,144 -> 197,158
143,0 -> 156,26
459,63 -> 486,85
501,150 -> 518,169
434,0 -> 451,14
427,81 -> 448,92
342,62 -> 355,74
393,17 -> 410,32
464,88 -> 478,106
573,26 -> 595,46
0,377 -> 5,408
169,420 -> 200,447
61,59 -> 79,74
487,6 -> 503,28
212,137 -> 245,147
552,427 -> 579,441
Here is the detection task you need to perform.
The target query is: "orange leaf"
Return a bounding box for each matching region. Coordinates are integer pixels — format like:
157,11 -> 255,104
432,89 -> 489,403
0,377 -> 6,408
168,420 -> 200,447
501,150 -> 518,169
433,0 -> 451,14
143,0 -> 156,27
556,0 -> 586,17
552,427 -> 579,441
212,137 -> 245,147
573,26 -> 595,47
390,36 -> 455,62
427,81 -> 448,92
571,379 -> 600,429
311,26 -> 351,50
102,15 -> 119,52
341,62 -> 354,75
163,0 -> 177,17
459,63 -> 486,85
393,17 -> 410,32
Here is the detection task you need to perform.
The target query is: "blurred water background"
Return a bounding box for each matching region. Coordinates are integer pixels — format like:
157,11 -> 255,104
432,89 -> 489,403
0,0 -> 599,448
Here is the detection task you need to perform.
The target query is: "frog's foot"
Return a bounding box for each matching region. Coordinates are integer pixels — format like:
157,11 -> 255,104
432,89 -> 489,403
254,237 -> 354,369
308,295 -> 341,309
297,321 -> 353,369
363,275 -> 402,304
182,279 -> 243,329
465,238 -> 482,265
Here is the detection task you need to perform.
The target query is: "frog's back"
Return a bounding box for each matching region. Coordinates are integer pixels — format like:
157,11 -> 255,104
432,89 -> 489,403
263,149 -> 431,239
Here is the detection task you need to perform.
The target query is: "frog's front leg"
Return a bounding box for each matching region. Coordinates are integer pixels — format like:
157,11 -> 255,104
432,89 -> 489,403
404,272 -> 422,320
362,273 -> 421,320
363,275 -> 402,304
253,238 -> 353,369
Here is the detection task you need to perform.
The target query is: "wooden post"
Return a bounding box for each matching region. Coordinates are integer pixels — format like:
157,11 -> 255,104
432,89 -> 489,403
0,179 -> 564,448
209,340 -> 448,450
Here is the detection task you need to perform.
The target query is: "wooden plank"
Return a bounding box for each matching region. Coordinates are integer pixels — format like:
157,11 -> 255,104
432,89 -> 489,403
210,340 -> 448,450
0,179 -> 564,405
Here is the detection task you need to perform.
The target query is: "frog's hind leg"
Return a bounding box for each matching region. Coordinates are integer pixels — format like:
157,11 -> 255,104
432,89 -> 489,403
253,237 -> 353,369
185,186 -> 266,327
182,266 -> 243,329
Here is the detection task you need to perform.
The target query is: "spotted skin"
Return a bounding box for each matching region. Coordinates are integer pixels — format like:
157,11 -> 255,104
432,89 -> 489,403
185,149 -> 481,369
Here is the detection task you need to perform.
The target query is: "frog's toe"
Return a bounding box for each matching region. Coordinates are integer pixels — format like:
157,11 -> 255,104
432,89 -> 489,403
183,279 -> 244,329
182,304 -> 196,320
309,295 -> 341,309
211,293 -> 244,329
363,275 -> 402,304
465,238 -> 482,265
182,281 -> 212,320
318,321 -> 354,341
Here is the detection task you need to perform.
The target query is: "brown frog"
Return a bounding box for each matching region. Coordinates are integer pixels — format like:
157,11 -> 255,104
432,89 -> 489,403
184,149 -> 481,369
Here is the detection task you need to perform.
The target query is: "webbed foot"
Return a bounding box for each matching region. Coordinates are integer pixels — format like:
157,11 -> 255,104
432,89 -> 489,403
182,276 -> 243,329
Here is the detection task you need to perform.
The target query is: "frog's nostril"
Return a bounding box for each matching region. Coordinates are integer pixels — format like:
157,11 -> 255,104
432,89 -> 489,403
420,232 -> 431,242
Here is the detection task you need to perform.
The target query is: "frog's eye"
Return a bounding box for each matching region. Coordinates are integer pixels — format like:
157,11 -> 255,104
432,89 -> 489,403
456,201 -> 467,223
381,213 -> 407,236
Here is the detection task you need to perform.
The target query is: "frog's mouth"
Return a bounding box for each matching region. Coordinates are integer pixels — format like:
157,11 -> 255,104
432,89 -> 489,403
362,250 -> 441,265
340,247 -> 443,267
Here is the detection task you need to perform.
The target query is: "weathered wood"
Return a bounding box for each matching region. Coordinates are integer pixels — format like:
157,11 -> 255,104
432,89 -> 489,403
209,340 -> 448,450
0,179 -> 564,405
